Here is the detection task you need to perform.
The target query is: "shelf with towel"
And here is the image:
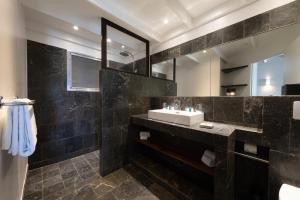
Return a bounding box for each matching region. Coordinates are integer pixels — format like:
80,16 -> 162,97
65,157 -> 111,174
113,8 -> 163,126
0,96 -> 35,108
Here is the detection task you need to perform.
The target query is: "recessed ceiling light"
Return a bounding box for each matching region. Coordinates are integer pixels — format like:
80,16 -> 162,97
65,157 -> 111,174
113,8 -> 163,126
73,25 -> 79,31
203,50 -> 207,53
121,45 -> 125,49
163,19 -> 169,24
107,38 -> 111,43
264,59 -> 268,63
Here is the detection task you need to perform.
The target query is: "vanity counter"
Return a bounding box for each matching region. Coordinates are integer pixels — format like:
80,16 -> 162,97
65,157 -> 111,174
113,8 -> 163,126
131,114 -> 263,147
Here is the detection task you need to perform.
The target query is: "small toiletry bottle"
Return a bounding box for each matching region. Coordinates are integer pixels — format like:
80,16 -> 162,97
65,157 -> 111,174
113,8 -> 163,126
163,102 -> 167,109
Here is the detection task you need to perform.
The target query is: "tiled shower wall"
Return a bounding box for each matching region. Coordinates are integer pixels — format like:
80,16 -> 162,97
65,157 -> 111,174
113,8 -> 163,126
150,96 -> 300,199
100,69 -> 176,176
28,41 -> 100,168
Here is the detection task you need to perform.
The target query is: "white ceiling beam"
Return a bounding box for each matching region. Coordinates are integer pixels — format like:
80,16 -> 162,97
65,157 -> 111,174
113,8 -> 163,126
166,0 -> 193,28
87,0 -> 161,42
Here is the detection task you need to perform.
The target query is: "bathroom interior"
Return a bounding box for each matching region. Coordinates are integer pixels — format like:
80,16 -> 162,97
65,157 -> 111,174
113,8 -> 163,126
1,0 -> 300,200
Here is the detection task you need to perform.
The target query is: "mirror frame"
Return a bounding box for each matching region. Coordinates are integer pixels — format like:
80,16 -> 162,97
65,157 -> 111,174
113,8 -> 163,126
150,58 -> 176,82
101,17 -> 150,77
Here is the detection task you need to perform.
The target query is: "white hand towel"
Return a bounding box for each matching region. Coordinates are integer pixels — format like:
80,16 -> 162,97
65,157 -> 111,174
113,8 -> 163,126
0,105 -> 12,150
19,104 -> 37,157
8,104 -> 19,156
1,98 -> 37,157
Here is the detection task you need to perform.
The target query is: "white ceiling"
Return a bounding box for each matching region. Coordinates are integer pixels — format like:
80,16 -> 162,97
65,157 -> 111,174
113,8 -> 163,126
20,0 -> 262,45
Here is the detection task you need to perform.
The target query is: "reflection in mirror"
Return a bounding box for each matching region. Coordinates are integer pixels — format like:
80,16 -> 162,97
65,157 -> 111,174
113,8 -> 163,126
250,55 -> 284,96
174,22 -> 300,96
151,59 -> 174,81
106,26 -> 147,75
217,22 -> 300,96
176,50 -> 220,96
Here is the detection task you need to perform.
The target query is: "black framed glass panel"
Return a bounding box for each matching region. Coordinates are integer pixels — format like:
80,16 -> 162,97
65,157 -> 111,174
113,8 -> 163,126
101,18 -> 150,76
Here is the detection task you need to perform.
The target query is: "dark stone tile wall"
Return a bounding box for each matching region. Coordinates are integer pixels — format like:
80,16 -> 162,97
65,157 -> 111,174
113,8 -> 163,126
27,40 -> 100,169
222,22 -> 244,43
151,96 -> 263,128
213,97 -> 244,124
270,0 -> 300,28
244,13 -> 270,37
150,96 -> 300,200
100,69 -> 176,176
151,0 -> 300,64
269,150 -> 300,200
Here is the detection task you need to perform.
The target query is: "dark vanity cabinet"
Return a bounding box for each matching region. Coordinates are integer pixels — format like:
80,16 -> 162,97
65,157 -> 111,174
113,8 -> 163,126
130,114 -> 237,200
234,141 -> 269,200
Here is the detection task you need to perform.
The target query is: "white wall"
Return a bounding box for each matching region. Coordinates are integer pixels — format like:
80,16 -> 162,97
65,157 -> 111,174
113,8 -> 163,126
210,55 -> 221,96
221,64 -> 251,96
253,56 -> 284,96
0,0 -> 28,200
176,54 -> 220,96
284,35 -> 300,84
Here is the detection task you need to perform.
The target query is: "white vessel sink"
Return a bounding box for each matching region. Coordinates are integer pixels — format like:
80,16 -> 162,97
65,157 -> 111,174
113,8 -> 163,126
148,109 -> 204,126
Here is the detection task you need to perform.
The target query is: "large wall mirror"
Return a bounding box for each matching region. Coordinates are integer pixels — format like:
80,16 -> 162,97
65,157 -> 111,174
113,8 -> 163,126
153,22 -> 300,96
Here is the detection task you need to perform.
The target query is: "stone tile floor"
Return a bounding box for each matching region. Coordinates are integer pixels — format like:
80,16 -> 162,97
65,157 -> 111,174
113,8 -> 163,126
23,150 -> 179,200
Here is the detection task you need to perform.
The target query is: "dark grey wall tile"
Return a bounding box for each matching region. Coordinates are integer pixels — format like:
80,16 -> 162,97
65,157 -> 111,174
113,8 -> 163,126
222,22 -> 244,43
27,40 -> 100,168
206,30 -> 223,48
243,97 -> 263,128
269,150 -> 300,200
156,96 -> 175,108
168,46 -> 181,59
191,36 -> 207,53
291,119 -> 300,156
174,97 -> 193,110
192,97 -> 213,121
270,0 -> 300,29
150,97 -> 161,109
245,13 -> 270,37
100,69 -> 176,176
262,97 -> 293,152
213,97 -> 244,124
179,41 -> 193,56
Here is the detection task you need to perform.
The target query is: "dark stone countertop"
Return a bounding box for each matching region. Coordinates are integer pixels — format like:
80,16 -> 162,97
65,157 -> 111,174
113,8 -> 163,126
131,114 -> 263,147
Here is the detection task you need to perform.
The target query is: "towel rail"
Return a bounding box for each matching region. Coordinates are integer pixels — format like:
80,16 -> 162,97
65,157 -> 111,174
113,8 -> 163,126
0,96 -> 35,108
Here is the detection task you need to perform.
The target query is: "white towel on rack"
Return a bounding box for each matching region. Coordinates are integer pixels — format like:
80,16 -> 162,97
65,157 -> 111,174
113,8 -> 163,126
8,105 -> 19,156
0,105 -> 12,150
0,98 -> 37,156
19,103 -> 37,156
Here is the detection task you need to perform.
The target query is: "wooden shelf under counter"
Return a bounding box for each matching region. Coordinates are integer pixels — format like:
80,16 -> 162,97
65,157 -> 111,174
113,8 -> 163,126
136,138 -> 215,176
